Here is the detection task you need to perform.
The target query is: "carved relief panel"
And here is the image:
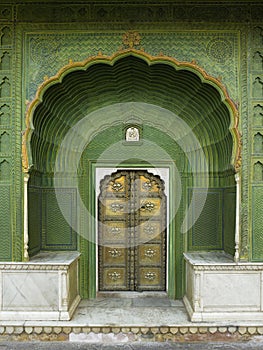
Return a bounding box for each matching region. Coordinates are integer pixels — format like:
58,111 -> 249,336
253,77 -> 263,98
0,77 -> 10,98
0,159 -> 9,181
0,26 -> 12,46
253,26 -> 263,46
254,161 -> 263,182
0,131 -> 9,153
253,52 -> 263,71
0,51 -> 10,70
253,104 -> 263,126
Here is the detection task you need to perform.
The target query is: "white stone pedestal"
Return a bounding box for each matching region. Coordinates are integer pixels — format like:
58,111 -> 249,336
183,251 -> 263,322
0,251 -> 81,321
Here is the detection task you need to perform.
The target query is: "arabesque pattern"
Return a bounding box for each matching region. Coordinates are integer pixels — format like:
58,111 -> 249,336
25,31 -> 239,102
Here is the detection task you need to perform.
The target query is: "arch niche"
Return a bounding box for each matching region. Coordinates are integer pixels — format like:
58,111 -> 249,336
23,49 -> 240,299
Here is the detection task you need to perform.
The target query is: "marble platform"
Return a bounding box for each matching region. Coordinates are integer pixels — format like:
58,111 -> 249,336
183,251 -> 263,322
1,293 -> 263,342
2,250 -> 263,342
0,251 -> 81,321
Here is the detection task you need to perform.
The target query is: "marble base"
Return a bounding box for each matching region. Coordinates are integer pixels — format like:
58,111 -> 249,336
0,251 -> 81,321
184,252 -> 263,322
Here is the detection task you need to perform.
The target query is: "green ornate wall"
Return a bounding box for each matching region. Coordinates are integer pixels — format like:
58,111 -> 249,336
0,0 -> 263,297
0,13 -> 19,261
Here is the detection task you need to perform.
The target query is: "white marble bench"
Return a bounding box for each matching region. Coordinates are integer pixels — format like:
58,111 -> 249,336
0,251 -> 81,321
183,251 -> 263,322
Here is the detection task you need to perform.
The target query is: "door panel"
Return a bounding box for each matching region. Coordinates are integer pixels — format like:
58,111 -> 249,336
98,170 -> 166,292
102,246 -> 127,265
102,267 -> 128,290
138,267 -> 162,289
138,244 -> 162,265
101,221 -> 127,243
139,198 -> 161,216
139,222 -> 162,242
104,199 -> 127,217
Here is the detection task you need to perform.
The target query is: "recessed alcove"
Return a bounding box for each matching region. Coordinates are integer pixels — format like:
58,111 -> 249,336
25,51 -> 239,302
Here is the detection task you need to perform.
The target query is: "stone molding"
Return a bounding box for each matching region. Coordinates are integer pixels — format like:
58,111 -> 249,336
0,264 -> 70,271
190,264 -> 263,271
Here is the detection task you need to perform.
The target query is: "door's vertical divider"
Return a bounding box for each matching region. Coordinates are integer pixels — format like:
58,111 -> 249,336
97,176 -> 104,292
134,171 -> 140,291
98,184 -> 101,292
129,171 -> 135,291
162,188 -> 167,291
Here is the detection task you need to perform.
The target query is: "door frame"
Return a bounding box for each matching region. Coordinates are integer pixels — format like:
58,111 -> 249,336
96,167 -> 169,293
87,161 -> 178,298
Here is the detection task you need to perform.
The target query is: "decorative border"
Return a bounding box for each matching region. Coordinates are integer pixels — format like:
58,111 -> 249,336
12,2 -> 263,24
0,324 -> 263,342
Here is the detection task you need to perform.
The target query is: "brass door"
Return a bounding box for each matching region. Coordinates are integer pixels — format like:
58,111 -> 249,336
98,170 -> 166,291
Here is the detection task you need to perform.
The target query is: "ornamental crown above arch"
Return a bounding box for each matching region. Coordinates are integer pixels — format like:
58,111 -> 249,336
22,46 -> 241,173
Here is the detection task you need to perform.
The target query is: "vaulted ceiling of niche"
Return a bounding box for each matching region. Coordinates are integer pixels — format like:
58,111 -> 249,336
31,55 -> 232,173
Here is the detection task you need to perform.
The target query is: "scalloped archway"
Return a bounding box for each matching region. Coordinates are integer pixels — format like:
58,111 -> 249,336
22,48 -> 240,173
23,49 -> 241,299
